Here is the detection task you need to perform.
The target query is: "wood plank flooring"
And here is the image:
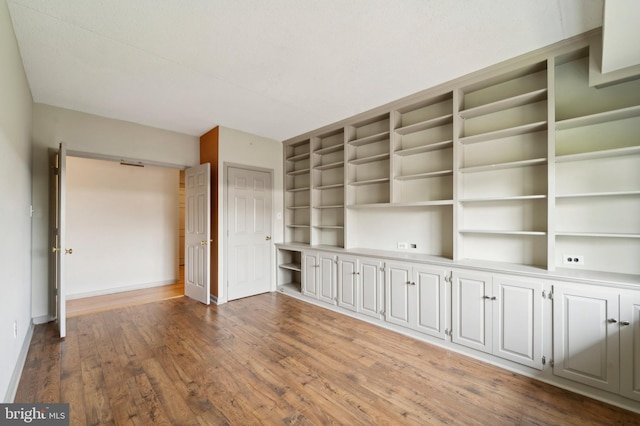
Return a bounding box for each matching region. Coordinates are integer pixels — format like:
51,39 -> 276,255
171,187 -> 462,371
16,293 -> 640,425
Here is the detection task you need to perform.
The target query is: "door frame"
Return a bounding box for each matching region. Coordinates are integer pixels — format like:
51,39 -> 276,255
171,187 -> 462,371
222,162 -> 275,304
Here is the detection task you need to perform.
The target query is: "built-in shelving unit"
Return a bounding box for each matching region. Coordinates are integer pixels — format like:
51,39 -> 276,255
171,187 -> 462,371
281,32 -> 640,278
554,49 -> 640,276
277,248 -> 302,293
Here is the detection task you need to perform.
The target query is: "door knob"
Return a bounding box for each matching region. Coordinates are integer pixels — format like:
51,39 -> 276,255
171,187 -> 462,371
265,236 -> 272,241
201,240 -> 208,246
620,320 -> 631,326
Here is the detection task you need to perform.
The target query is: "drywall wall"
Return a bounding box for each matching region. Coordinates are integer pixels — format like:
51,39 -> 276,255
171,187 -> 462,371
217,126 -> 283,303
66,157 -> 179,298
31,104 -> 199,321
0,0 -> 33,402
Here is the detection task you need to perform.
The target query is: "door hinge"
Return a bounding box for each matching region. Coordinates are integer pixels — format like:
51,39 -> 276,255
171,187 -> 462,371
548,291 -> 554,300
379,309 -> 385,316
542,356 -> 546,365
53,167 -> 59,175
542,290 -> 554,300
444,271 -> 452,283
380,267 -> 385,272
550,359 -> 554,367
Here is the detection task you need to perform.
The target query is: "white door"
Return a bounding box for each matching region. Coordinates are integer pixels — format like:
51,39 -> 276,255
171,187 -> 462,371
414,265 -> 448,340
553,283 -> 619,393
227,167 -> 272,301
184,164 -> 211,304
385,262 -> 412,328
302,252 -> 318,298
620,289 -> 640,402
358,258 -> 383,319
451,271 -> 492,353
318,253 -> 337,305
54,143 -> 68,338
337,256 -> 358,312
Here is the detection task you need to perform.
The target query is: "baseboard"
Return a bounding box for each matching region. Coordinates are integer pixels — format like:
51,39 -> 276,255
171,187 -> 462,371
4,320 -> 34,403
66,279 -> 177,300
32,315 -> 54,325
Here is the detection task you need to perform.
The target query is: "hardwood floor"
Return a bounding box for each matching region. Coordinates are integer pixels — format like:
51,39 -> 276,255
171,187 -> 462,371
16,293 -> 639,425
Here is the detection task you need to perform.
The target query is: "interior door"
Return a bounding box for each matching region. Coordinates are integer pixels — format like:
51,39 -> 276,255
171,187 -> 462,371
55,142 -> 67,338
184,163 -> 211,304
227,166 -> 272,301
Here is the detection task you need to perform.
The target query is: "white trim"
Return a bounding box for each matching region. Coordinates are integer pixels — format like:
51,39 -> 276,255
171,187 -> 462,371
32,315 -> 54,325
66,280 -> 177,300
4,321 -> 34,403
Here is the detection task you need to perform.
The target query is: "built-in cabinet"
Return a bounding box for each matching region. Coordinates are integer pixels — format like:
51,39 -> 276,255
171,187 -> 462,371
553,283 -> 640,401
278,30 -> 640,413
451,271 -> 545,369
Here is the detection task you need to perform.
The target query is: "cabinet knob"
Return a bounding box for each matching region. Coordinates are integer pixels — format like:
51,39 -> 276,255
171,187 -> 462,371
607,318 -> 617,324
490,296 -> 496,301
620,320 -> 631,326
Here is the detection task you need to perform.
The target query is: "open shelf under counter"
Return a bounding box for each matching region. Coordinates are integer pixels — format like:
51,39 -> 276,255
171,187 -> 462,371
395,114 -> 453,135
394,140 -> 453,156
555,104 -> 640,130
459,158 -> 547,174
349,152 -> 390,165
555,145 -> 640,163
348,131 -> 390,147
279,263 -> 301,272
459,121 -> 548,145
459,88 -> 548,120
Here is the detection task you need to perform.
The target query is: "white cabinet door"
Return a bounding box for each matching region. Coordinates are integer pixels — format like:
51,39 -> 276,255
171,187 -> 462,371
358,257 -> 383,319
452,270 -> 492,353
492,275 -> 544,370
553,283 -> 619,393
414,265 -> 448,340
385,262 -> 412,328
302,252 -> 318,298
620,289 -> 640,402
337,256 -> 358,312
318,253 -> 337,305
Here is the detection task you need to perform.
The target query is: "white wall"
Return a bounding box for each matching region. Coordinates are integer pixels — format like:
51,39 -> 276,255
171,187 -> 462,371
0,0 -> 33,402
31,104 -> 199,321
66,157 -> 179,298
217,126 -> 283,303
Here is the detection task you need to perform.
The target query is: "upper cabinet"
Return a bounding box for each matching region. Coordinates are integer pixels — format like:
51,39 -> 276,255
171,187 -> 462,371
281,30 -> 640,281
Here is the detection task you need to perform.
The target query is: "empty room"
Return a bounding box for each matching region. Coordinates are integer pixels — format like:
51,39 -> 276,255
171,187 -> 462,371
2,0 -> 640,424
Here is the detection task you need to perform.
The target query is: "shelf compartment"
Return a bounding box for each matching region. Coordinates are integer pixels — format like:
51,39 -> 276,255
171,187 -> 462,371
287,186 -> 311,192
460,88 -> 548,120
555,105 -> 640,130
349,177 -> 390,187
460,195 -> 546,202
395,140 -> 453,156
286,224 -> 311,228
555,145 -> 640,163
390,200 -> 454,207
286,168 -> 310,176
315,183 -> 344,190
286,205 -> 310,210
396,169 -> 453,181
313,225 -> 344,229
286,152 -> 310,162
315,205 -> 344,209
349,153 -> 390,165
459,121 -> 547,145
460,158 -> 547,174
395,114 -> 453,135
279,263 -> 301,272
315,144 -> 344,155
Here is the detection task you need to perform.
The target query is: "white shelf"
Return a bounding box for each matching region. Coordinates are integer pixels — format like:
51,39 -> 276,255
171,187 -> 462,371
556,191 -> 640,199
315,161 -> 344,171
349,153 -> 390,165
279,263 -> 301,272
315,205 -> 344,209
286,152 -> 310,162
459,121 -> 547,145
313,225 -> 344,229
286,205 -> 310,209
556,232 -> 640,239
390,200 -> 454,207
460,195 -> 547,202
286,224 -> 310,228
459,88 -> 547,120
349,131 -> 390,147
460,230 -> 547,236
555,146 -> 640,163
347,202 -> 391,209
556,105 -> 640,130
315,183 -> 344,190
314,144 -> 344,155
287,186 -> 310,192
459,158 -> 547,174
395,114 -> 453,135
395,170 -> 453,181
287,168 -> 310,176
394,140 -> 453,156
349,177 -> 390,187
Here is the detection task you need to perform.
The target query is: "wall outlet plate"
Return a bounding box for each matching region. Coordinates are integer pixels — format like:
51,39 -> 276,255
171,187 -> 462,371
563,255 -> 585,266
397,242 -> 408,249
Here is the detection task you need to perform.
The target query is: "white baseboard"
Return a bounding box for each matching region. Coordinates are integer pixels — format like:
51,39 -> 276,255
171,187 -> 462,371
32,315 -> 54,325
66,279 -> 177,300
4,320 -> 34,403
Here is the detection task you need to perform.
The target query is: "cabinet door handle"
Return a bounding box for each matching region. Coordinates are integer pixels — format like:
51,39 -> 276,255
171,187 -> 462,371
620,320 -> 630,326
490,296 -> 496,301
483,295 -> 491,299
409,281 -> 416,286
607,318 -> 618,324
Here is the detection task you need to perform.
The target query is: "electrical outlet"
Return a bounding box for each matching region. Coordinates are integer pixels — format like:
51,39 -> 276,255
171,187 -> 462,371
410,243 -> 417,249
397,242 -> 408,249
563,255 -> 584,266
13,321 -> 17,338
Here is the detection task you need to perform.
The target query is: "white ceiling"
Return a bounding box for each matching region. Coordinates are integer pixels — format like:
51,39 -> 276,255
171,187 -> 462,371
8,0 -> 604,141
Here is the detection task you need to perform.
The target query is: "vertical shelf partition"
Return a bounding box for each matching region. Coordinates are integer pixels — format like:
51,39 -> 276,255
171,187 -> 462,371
284,139 -> 311,244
